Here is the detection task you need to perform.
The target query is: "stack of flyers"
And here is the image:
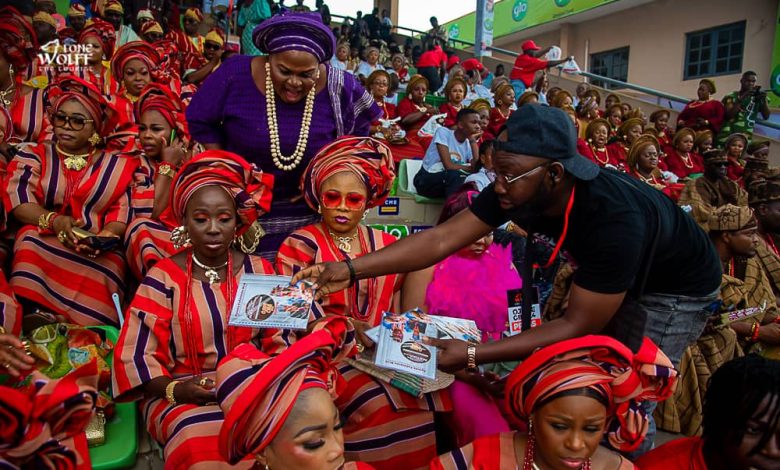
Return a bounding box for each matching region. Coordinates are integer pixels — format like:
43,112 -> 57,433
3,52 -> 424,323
375,311 -> 438,379
228,275 -> 315,330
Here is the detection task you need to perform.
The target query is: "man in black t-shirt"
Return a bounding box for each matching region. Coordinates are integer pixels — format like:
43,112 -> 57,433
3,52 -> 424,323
294,104 -> 721,450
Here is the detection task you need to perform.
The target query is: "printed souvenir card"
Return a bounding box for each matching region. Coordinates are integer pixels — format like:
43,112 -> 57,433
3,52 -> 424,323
507,288 -> 541,336
375,311 -> 439,379
229,275 -> 315,330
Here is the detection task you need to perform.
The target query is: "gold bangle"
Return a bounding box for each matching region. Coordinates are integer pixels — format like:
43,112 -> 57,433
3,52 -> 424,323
0,326 -> 6,335
165,380 -> 181,405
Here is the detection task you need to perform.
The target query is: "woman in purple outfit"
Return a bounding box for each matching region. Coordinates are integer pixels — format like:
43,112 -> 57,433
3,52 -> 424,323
186,12 -> 380,260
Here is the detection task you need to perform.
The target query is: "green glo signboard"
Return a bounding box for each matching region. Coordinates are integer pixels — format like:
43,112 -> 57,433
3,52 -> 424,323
446,0 -> 619,49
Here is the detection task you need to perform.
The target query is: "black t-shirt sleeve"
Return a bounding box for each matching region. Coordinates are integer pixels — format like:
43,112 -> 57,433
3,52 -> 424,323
469,184 -> 507,228
571,211 -> 646,294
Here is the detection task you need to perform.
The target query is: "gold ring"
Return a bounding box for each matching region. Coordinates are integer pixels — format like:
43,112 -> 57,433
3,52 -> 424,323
57,231 -> 68,243
356,344 -> 365,353
199,377 -> 209,387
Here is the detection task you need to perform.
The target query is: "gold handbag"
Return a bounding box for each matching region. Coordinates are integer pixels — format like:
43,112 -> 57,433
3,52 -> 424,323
85,409 -> 106,447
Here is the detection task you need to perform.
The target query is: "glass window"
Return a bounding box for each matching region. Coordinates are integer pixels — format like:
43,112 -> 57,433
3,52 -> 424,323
684,21 -> 745,80
589,46 -> 630,89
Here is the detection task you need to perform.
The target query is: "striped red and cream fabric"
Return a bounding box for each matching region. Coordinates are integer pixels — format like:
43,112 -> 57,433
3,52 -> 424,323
276,222 -> 401,326
4,143 -> 138,326
430,432 -> 519,470
277,222 -> 450,470
336,363 -> 451,470
113,254 -> 307,468
124,156 -> 177,280
9,87 -> 50,144
0,271 -> 21,336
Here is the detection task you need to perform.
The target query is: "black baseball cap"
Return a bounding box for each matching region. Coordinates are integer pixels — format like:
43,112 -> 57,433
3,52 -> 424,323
495,104 -> 599,181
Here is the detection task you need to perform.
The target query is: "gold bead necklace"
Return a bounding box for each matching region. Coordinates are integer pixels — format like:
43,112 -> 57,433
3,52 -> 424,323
265,62 -> 316,171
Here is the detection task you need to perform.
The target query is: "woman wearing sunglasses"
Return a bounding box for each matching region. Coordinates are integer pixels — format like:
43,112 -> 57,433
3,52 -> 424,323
3,75 -> 135,328
277,137 -> 450,470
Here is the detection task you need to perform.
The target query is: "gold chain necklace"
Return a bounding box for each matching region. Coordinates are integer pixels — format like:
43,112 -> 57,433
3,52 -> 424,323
265,62 -> 316,171
0,83 -> 14,108
192,253 -> 228,285
56,145 -> 91,171
328,229 -> 358,252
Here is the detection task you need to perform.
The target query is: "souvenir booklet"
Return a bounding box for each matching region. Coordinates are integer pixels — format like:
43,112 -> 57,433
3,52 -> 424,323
375,310 -> 439,379
228,275 -> 314,330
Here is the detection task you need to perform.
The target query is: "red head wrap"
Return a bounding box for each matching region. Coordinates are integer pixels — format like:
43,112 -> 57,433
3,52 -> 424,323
169,151 -> 274,234
110,41 -> 160,82
78,18 -> 116,59
505,335 -> 677,452
45,75 -> 119,137
0,7 -> 39,71
216,316 -> 355,463
301,136 -> 395,212
134,83 -> 189,141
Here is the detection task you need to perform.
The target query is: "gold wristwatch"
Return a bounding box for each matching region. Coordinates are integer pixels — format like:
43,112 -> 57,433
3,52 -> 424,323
158,163 -> 176,178
466,344 -> 478,373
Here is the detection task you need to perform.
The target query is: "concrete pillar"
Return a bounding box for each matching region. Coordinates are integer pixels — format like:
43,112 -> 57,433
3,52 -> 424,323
375,0 -> 399,26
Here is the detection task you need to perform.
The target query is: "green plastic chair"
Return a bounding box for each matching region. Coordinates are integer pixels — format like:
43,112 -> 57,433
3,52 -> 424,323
396,159 -> 445,204
87,325 -> 138,470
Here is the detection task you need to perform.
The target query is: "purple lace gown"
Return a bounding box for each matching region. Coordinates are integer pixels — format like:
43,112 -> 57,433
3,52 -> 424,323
186,55 -> 380,260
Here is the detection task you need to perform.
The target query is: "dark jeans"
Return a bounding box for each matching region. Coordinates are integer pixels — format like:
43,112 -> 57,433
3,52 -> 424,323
414,167 -> 467,199
417,66 -> 442,93
604,289 -> 719,457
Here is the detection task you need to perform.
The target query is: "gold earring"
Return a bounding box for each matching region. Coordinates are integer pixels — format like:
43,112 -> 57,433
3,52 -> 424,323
171,226 -> 191,249
317,205 -> 322,214
89,132 -> 102,146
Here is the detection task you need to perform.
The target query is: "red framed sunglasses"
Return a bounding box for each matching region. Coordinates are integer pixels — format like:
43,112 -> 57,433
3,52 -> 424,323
321,190 -> 367,211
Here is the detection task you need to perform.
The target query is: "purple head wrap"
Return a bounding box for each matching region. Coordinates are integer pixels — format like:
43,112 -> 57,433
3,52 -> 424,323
252,12 -> 336,63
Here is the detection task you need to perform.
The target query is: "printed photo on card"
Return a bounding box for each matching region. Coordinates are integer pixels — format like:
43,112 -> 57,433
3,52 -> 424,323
375,311 -> 438,379
229,275 -> 314,330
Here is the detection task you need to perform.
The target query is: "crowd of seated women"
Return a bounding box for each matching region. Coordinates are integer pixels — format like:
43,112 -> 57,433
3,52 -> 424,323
0,3 -> 779,470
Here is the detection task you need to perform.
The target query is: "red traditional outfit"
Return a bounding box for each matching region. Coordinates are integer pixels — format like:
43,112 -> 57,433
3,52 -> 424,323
487,107 -> 512,137
4,143 -> 135,327
607,140 -> 629,166
635,437 -> 707,470
278,223 -> 400,324
439,102 -> 462,128
7,87 -> 49,144
677,99 -> 725,134
372,99 -> 425,163
664,148 -> 704,179
216,317 -> 374,469
109,42 -> 162,126
4,76 -> 130,327
114,152 -> 287,469
277,137 -> 450,470
577,139 -> 620,167
77,19 -> 119,96
124,85 -> 190,280
397,96 -> 434,152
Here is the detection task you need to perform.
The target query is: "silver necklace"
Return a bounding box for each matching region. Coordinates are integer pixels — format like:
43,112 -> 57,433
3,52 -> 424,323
192,254 -> 228,285
0,83 -> 14,108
